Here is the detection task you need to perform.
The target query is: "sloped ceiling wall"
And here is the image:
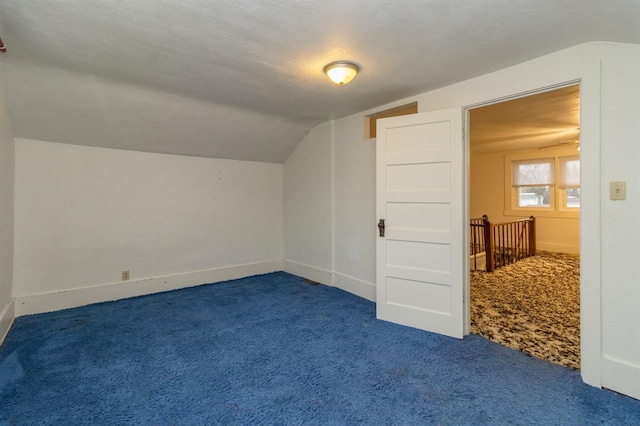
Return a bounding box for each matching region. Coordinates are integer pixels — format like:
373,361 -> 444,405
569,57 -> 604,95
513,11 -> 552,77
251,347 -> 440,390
0,62 -> 317,163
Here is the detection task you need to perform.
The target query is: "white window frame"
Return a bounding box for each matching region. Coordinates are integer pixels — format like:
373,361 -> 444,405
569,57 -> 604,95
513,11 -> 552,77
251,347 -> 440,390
558,155 -> 580,210
504,148 -> 579,218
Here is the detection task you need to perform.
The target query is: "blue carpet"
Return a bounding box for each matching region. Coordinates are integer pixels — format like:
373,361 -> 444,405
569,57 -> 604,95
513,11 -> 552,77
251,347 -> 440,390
1,272 -> 639,425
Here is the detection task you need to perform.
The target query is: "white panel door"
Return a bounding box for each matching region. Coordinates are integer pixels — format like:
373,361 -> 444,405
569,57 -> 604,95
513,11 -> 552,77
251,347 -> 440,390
376,108 -> 463,338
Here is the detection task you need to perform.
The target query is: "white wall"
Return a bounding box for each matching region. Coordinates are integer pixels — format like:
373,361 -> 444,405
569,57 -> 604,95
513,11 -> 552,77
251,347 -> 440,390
283,121 -> 333,284
0,69 -> 15,342
283,114 -> 377,300
14,139 -> 283,314
470,149 -> 580,254
594,43 -> 640,398
283,42 -> 640,399
332,116 -> 377,299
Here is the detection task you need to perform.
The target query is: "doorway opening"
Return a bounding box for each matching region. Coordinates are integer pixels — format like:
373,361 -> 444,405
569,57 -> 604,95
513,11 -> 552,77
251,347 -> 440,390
467,85 -> 581,369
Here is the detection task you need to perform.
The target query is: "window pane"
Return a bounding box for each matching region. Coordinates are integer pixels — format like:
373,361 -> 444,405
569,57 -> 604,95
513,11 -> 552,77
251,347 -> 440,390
566,187 -> 580,208
518,186 -> 550,207
513,158 -> 554,186
560,156 -> 580,187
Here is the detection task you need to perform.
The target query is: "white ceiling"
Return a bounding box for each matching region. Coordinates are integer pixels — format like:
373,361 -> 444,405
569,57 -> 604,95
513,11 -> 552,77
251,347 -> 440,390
0,1 -> 638,162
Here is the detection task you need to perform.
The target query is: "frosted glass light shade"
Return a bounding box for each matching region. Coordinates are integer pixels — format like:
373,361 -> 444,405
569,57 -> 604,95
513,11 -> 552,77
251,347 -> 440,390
324,61 -> 359,85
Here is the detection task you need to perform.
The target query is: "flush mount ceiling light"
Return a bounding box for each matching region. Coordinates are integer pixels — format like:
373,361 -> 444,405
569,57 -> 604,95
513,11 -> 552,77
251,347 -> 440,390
323,61 -> 359,85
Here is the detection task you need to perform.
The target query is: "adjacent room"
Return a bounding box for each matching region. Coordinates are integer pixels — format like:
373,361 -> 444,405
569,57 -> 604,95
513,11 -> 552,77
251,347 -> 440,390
469,86 -> 581,370
1,1 -> 640,423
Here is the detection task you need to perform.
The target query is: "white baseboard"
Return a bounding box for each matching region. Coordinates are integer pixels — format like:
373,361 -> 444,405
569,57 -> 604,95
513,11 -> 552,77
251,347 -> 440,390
0,297 -> 15,345
537,242 -> 580,254
283,259 -> 334,286
334,272 -> 376,302
601,356 -> 640,400
283,260 -> 376,302
14,259 -> 283,316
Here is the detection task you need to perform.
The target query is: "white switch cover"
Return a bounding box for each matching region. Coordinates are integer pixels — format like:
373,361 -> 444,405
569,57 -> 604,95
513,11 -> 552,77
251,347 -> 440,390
610,181 -> 626,200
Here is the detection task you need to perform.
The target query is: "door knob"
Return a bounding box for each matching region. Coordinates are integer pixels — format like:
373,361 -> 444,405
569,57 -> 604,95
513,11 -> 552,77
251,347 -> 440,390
378,219 -> 385,237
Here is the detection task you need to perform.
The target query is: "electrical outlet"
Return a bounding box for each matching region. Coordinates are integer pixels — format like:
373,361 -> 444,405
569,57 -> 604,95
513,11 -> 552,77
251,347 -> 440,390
122,270 -> 130,281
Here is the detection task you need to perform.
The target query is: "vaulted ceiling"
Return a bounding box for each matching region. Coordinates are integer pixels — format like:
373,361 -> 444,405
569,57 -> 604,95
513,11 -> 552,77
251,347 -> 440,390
0,1 -> 638,162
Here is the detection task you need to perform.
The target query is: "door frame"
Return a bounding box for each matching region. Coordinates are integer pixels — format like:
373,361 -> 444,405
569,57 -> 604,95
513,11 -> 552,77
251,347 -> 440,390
454,62 -> 601,389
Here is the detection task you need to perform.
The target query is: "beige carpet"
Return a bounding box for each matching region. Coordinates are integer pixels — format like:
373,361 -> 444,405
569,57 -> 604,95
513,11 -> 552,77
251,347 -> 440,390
470,251 -> 580,369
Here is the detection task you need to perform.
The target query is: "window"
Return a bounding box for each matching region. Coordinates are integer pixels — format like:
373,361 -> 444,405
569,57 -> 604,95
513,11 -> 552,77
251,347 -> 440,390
512,158 -> 554,208
505,151 -> 580,218
559,156 -> 580,208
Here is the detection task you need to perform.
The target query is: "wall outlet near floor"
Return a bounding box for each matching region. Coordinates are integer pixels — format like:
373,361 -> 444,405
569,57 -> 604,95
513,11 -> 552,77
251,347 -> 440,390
122,270 -> 130,281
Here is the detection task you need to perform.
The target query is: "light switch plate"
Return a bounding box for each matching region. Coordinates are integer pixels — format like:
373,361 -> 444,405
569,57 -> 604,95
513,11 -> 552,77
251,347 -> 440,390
610,181 -> 626,200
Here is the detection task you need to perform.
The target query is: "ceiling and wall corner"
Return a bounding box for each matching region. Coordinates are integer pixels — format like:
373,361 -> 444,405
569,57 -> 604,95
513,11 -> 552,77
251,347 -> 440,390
0,1 -> 638,162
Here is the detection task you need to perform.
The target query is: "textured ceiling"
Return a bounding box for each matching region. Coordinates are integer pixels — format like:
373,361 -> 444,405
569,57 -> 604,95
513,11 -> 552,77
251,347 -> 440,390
0,1 -> 638,162
471,85 -> 581,154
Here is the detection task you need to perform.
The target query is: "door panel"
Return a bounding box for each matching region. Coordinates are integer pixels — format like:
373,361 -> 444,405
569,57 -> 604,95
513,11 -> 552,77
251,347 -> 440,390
376,108 -> 463,338
386,203 -> 450,232
386,163 -> 450,191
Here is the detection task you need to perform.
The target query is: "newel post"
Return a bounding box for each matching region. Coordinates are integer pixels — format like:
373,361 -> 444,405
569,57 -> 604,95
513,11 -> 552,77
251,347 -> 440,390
483,215 -> 494,272
529,216 -> 536,256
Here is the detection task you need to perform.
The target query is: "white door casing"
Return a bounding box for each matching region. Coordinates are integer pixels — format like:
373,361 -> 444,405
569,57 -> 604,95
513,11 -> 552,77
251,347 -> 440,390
376,108 -> 464,338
